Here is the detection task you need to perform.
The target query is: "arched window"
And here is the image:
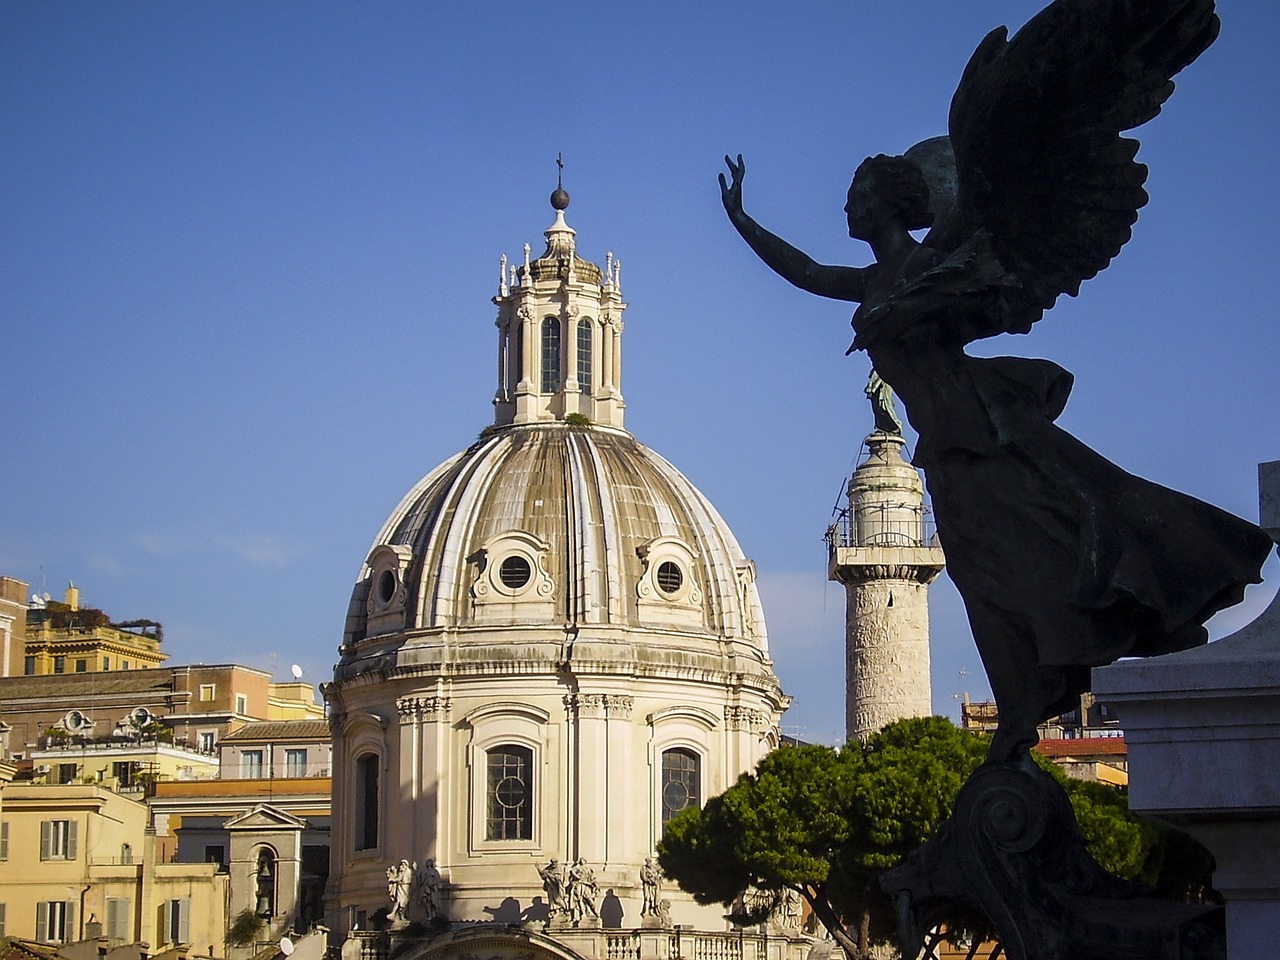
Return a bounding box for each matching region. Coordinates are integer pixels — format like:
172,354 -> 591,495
354,753 -> 379,850
576,318 -> 592,391
254,848 -> 277,917
661,747 -> 701,823
541,317 -> 561,393
514,323 -> 524,382
486,744 -> 533,840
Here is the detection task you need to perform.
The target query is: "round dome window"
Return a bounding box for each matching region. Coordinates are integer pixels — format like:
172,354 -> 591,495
377,570 -> 397,604
656,560 -> 683,595
499,555 -> 533,589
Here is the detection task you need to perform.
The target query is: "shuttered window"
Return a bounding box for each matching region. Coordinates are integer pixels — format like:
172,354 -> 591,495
37,901 -> 74,943
39,820 -> 77,860
106,898 -> 130,942
163,898 -> 190,944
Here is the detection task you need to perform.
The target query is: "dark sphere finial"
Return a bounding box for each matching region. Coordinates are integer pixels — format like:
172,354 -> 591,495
551,152 -> 569,210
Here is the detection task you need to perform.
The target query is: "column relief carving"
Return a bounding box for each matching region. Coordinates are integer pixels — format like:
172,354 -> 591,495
397,696 -> 453,723
604,694 -> 634,720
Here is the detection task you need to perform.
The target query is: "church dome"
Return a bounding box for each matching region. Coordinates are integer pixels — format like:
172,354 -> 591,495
342,421 -> 770,675
324,187 -> 791,944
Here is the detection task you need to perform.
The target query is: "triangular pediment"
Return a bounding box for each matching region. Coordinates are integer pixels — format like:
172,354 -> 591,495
223,803 -> 307,832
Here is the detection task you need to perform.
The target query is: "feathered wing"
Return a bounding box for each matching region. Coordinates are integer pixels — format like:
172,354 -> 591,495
940,0 -> 1218,340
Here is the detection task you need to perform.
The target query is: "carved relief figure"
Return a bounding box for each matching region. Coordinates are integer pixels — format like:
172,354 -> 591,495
640,857 -> 662,917
417,858 -> 443,921
567,858 -> 599,922
537,858 -> 566,919
386,859 -> 413,924
720,0 -> 1271,762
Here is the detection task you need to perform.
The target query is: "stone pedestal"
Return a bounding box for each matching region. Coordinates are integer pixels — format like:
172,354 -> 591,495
1093,460 -> 1280,959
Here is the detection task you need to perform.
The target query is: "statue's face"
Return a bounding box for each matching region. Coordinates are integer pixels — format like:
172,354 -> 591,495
846,173 -> 889,241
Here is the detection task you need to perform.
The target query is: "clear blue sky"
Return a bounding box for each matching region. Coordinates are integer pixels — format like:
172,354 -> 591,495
3,2 -> 1276,744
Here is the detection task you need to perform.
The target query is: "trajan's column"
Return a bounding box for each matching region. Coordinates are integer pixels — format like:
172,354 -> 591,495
827,373 -> 946,741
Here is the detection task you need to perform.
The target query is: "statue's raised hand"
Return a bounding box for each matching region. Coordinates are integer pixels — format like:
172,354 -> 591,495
719,154 -> 745,218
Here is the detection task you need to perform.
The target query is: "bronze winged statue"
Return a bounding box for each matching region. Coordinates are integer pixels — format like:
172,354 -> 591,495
722,0 -> 1273,763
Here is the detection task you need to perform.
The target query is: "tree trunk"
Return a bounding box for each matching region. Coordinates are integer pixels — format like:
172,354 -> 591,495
800,886 -> 866,960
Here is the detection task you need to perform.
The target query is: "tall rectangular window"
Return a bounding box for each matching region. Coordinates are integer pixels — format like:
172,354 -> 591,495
102,657 -> 111,670
236,694 -> 248,714
106,897 -> 130,942
577,318 -> 593,390
0,821 -> 7,860
40,820 -> 78,860
241,750 -> 263,779
53,656 -> 65,674
199,684 -> 215,701
355,753 -> 379,850
199,731 -> 216,752
36,901 -> 73,943
74,659 -> 87,673
58,763 -> 78,784
486,745 -> 533,840
286,748 -> 307,778
661,748 -> 701,823
164,898 -> 190,944
24,656 -> 35,675
540,317 -> 561,392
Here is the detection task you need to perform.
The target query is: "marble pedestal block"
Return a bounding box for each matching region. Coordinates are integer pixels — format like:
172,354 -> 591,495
1093,460 -> 1280,959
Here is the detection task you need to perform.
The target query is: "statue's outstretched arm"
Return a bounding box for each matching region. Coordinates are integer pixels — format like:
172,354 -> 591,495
721,155 -> 867,303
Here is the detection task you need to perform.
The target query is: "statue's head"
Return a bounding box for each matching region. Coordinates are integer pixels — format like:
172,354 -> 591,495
847,154 -> 932,239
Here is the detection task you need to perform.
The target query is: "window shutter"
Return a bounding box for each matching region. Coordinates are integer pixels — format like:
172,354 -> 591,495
39,821 -> 50,860
107,898 -> 129,941
66,821 -> 78,860
65,901 -> 76,943
1,820 -> 8,859
177,898 -> 190,943
36,902 -> 49,943
0,901 -> 7,937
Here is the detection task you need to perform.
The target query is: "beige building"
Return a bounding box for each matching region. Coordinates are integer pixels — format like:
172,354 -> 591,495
151,727 -> 333,939
324,187 -> 806,960
0,664 -> 323,765
0,784 -> 226,949
0,578 -> 28,680
21,585 -> 166,678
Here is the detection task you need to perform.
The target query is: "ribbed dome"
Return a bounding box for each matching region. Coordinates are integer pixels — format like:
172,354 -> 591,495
341,422 -> 770,675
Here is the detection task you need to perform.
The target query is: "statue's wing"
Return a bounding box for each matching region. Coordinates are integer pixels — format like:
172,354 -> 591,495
946,0 -> 1219,335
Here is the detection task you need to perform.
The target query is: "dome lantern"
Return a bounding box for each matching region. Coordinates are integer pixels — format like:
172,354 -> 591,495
492,175 -> 626,428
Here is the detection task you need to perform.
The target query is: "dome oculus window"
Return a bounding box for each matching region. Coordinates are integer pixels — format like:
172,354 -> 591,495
377,570 -> 397,604
499,555 -> 532,589
656,560 -> 683,595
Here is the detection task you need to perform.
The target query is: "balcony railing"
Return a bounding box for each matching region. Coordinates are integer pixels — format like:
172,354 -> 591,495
826,514 -> 938,551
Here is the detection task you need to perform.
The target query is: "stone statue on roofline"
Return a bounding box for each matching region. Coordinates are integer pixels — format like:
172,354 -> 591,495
719,0 -> 1270,956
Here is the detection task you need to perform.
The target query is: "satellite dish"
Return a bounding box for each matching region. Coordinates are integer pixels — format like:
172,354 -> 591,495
280,938 -> 294,956
290,664 -> 304,680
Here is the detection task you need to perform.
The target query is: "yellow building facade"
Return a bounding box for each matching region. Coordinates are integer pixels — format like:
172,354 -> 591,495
21,586 -> 166,678
0,784 -> 226,950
